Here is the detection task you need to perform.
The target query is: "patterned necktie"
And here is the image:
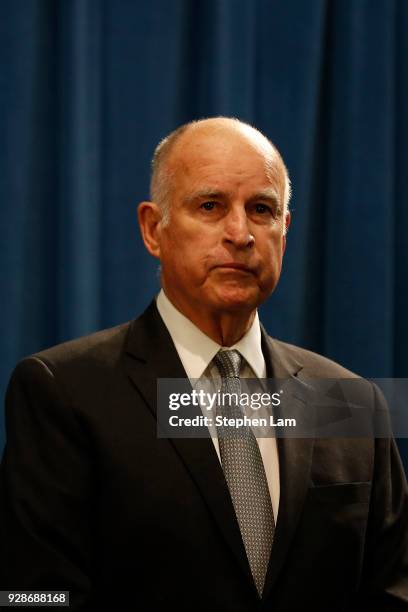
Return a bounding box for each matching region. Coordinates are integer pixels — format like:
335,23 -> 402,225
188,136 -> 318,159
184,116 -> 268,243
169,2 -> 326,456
213,349 -> 275,597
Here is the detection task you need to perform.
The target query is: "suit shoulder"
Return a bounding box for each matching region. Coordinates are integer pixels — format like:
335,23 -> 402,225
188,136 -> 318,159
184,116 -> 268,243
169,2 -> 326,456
269,336 -> 361,378
20,321 -> 132,373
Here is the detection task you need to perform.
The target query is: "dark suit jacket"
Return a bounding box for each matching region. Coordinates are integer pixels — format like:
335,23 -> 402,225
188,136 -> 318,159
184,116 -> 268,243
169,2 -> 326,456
1,301 -> 408,611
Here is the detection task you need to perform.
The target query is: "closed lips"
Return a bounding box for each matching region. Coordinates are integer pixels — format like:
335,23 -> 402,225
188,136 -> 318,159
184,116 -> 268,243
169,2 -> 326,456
215,263 -> 253,272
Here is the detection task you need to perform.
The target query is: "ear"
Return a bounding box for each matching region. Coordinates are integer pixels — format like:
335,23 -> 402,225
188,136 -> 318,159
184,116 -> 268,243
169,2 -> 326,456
282,211 -> 291,254
138,201 -> 162,259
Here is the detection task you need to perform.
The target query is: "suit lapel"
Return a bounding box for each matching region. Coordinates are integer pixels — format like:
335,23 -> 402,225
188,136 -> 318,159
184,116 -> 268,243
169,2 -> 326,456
123,303 -> 316,598
260,329 -> 315,601
123,301 -> 255,586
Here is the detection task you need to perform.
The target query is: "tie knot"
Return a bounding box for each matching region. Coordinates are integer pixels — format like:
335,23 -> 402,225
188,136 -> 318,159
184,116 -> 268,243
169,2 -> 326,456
213,349 -> 242,379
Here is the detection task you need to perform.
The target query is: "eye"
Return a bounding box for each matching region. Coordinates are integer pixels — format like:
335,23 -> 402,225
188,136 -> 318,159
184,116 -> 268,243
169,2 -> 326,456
254,203 -> 271,214
200,201 -> 217,211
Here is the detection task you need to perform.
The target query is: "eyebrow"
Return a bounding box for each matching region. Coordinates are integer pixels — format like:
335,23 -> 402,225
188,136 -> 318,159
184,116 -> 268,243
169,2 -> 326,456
250,189 -> 280,205
183,189 -> 226,205
183,187 -> 281,205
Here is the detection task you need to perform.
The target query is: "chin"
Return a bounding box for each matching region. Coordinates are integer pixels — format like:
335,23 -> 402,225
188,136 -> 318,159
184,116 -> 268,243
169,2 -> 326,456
210,286 -> 260,312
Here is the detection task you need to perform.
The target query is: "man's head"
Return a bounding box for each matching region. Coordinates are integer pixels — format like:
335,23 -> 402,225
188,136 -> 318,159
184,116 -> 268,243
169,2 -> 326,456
138,117 -> 291,324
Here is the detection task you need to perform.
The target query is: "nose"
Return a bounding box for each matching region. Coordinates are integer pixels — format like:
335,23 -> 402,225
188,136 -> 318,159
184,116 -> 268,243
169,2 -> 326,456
223,207 -> 254,249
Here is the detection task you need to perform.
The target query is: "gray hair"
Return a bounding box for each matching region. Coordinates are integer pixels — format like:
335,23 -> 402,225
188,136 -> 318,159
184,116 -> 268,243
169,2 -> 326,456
150,117 -> 291,229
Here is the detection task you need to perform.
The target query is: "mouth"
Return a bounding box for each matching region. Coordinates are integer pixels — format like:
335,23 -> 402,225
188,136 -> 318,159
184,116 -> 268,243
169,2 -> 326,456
214,263 -> 255,274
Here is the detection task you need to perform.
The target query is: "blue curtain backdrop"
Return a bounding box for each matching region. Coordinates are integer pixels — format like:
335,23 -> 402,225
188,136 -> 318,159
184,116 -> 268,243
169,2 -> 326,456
1,0 -> 407,465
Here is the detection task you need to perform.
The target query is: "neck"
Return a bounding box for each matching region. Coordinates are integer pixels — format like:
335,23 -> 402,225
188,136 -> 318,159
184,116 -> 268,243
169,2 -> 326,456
162,289 -> 256,346
194,309 -> 256,346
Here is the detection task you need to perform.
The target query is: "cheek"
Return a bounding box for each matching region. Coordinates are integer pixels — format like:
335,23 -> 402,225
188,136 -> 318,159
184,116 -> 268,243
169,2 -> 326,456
165,246 -> 208,283
257,238 -> 284,272
259,236 -> 279,257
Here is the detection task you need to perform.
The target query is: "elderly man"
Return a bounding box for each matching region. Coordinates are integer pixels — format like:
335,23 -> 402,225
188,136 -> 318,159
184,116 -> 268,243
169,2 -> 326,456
1,117 -> 407,611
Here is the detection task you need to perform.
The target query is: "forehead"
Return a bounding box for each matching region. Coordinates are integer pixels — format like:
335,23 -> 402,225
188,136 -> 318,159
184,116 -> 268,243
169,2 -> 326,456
168,128 -> 284,196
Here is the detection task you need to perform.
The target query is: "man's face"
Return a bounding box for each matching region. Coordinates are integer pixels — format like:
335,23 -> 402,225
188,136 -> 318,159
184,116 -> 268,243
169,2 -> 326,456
155,128 -> 289,318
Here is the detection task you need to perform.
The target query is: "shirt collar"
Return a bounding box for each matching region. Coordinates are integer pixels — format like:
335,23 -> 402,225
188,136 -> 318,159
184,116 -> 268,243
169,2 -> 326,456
156,289 -> 265,379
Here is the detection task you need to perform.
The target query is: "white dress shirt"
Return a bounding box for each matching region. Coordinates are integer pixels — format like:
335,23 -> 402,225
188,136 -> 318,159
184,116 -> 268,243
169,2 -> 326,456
156,289 -> 280,520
